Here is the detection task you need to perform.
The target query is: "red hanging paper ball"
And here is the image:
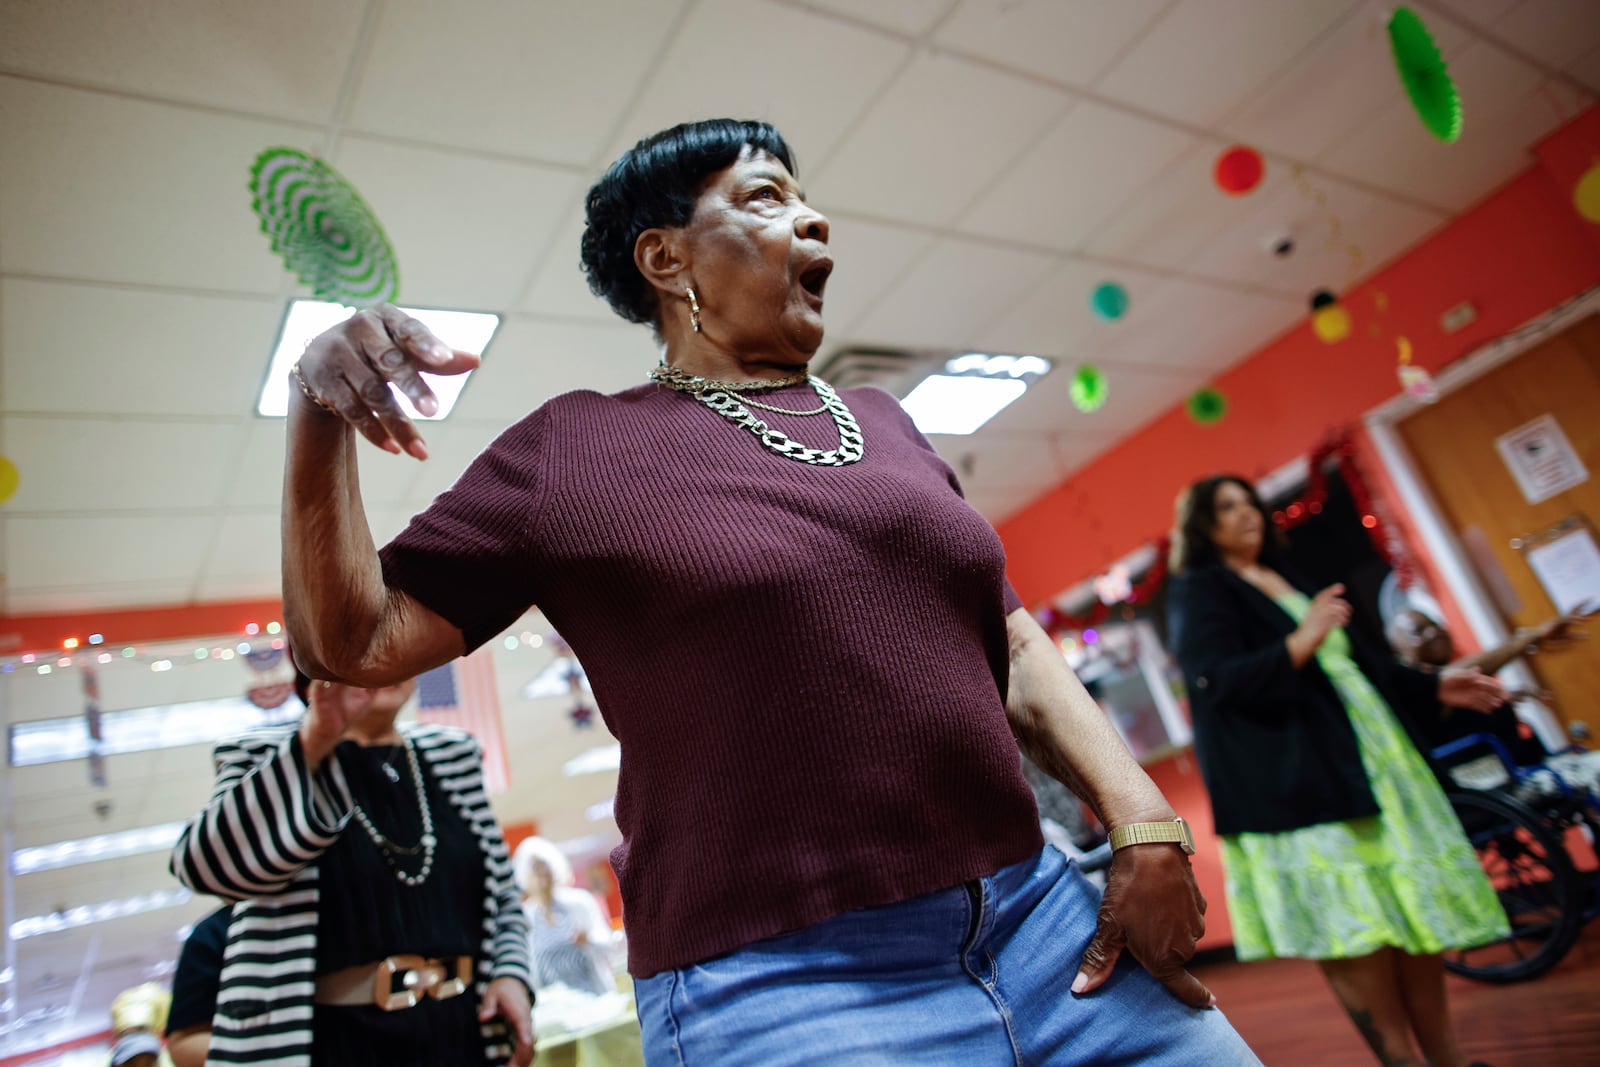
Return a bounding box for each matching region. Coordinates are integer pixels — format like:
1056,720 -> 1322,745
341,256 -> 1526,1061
1214,145 -> 1264,196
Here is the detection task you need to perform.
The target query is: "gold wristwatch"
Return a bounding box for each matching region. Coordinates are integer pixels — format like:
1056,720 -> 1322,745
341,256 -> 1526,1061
1108,816 -> 1196,855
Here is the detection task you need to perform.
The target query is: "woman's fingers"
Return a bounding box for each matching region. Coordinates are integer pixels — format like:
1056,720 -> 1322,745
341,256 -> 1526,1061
298,306 -> 482,459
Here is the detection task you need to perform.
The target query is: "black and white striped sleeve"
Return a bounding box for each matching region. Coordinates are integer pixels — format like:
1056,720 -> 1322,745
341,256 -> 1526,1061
170,728 -> 354,901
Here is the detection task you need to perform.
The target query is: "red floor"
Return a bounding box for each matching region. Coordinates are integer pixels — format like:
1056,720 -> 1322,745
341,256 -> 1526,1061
1193,926 -> 1600,1066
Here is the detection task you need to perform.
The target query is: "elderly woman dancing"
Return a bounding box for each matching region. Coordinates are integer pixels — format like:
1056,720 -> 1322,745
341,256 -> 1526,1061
283,118 -> 1259,1065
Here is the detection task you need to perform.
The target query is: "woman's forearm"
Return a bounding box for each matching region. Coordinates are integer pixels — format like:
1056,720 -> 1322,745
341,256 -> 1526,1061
1006,610 -> 1176,828
281,391 -> 389,681
1285,628 -> 1322,669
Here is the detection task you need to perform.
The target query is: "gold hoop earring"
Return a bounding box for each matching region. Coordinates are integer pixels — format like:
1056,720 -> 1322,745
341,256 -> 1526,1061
685,287 -> 702,333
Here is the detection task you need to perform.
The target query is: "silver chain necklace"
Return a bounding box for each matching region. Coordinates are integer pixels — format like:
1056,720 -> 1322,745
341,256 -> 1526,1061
687,378 -> 865,466
350,732 -> 436,888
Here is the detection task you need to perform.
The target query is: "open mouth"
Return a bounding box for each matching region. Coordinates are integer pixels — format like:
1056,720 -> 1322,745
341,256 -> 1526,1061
798,259 -> 833,304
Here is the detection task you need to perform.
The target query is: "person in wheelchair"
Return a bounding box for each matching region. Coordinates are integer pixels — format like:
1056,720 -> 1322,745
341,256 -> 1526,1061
1388,605 -> 1599,798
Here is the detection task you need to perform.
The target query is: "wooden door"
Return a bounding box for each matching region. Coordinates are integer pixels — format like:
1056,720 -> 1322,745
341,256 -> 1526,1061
1397,313 -> 1600,733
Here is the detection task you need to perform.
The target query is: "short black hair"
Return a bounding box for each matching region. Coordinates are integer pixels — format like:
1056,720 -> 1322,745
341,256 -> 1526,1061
1169,474 -> 1286,572
580,119 -> 797,326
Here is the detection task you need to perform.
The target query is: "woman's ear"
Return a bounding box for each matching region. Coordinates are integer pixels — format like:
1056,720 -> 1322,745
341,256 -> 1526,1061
634,227 -> 689,304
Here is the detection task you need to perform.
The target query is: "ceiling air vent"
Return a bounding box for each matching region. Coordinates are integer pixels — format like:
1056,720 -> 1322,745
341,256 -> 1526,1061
813,346 -> 935,396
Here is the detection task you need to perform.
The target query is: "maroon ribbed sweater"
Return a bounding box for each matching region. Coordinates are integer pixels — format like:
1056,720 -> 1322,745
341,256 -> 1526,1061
379,381 -> 1043,976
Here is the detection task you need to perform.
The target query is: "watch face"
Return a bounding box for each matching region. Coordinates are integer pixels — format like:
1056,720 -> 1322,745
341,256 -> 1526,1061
1174,817 -> 1196,855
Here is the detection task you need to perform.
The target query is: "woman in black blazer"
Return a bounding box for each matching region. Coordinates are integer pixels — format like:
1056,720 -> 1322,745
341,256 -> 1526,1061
1167,475 -> 1507,1067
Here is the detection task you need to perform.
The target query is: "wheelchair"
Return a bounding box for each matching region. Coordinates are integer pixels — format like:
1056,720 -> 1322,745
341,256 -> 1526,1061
1431,731 -> 1600,983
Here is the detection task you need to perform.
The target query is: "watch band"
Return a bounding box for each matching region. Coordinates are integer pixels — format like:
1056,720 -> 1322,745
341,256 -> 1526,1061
1108,817 -> 1195,855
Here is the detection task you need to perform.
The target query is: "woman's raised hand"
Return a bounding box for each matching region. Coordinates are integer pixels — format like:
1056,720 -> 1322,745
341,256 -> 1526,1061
293,305 -> 480,460
1300,584 -> 1352,643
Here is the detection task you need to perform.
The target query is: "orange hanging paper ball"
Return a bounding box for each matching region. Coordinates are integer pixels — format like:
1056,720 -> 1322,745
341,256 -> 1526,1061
1214,145 -> 1264,196
1312,304 -> 1352,344
1575,161 -> 1600,224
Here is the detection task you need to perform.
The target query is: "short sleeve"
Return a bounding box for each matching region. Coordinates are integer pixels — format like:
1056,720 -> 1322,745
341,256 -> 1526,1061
166,906 -> 231,1034
380,409 -> 548,651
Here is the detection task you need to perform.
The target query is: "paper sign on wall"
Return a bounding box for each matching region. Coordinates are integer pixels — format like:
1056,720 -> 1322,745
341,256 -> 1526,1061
1524,524 -> 1600,616
1494,414 -> 1588,505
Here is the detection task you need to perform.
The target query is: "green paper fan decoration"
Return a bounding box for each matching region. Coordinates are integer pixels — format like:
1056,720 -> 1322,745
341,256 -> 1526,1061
1070,364 -> 1108,413
1187,387 -> 1228,425
1386,7 -> 1462,144
250,147 -> 399,306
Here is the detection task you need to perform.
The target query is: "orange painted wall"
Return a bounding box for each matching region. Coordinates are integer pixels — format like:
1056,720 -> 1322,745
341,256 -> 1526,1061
0,598 -> 284,655
998,112 -> 1600,610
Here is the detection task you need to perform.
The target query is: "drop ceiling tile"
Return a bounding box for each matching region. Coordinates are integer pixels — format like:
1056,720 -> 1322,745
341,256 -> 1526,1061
518,210 -> 619,320
333,136 -> 579,310
0,579 -> 201,615
934,0 -> 1172,88
1095,0 -> 1359,126
610,0 -> 914,169
809,51 -> 1070,226
225,417 -> 423,510
1315,43 -> 1576,211
1429,0 -> 1521,25
815,214 -> 935,338
0,78 -> 312,293
928,430 -> 1072,492
1221,8 -> 1473,161
402,421 -> 520,510
6,514 -> 217,589
189,572 -> 282,602
984,361 -> 1198,443
0,0 -> 364,122
1182,174 -> 1446,296
348,0 -> 688,165
1094,279 -> 1302,373
0,419 -> 240,513
796,0 -> 955,36
969,258 -> 1169,360
848,238 -> 1059,349
1,281 -> 281,418
451,318 -> 660,422
958,101 -> 1194,251
199,513 -> 282,583
1488,0 -> 1600,70
1079,138 -> 1277,272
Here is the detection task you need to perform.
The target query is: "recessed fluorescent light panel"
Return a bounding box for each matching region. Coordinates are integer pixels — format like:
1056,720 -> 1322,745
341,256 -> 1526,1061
257,299 -> 500,418
11,821 -> 188,875
899,354 -> 1052,435
10,887 -> 193,940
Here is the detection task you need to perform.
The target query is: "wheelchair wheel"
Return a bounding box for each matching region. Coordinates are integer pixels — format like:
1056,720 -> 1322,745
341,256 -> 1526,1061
1443,789 -> 1583,984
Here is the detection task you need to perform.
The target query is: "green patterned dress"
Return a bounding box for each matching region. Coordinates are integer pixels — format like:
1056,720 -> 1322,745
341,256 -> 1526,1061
1217,591 -> 1509,961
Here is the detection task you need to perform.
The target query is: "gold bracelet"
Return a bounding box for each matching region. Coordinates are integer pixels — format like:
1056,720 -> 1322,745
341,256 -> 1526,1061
291,360 -> 338,415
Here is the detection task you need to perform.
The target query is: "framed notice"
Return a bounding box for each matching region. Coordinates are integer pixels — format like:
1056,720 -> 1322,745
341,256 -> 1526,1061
1494,414 -> 1588,505
1513,514 -> 1600,616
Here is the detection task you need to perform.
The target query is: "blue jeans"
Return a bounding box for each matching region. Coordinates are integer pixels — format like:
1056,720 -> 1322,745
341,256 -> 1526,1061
634,845 -> 1260,1065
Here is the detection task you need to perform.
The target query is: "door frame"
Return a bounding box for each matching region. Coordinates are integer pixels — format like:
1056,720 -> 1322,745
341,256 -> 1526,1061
1363,284 -> 1600,750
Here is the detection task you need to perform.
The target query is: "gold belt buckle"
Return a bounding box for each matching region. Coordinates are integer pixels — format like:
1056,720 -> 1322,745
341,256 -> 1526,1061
427,956 -> 472,1001
373,955 -> 471,1010
374,954 -> 432,1011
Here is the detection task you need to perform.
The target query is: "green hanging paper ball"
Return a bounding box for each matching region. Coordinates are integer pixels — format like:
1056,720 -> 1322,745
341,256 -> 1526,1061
1187,387 -> 1228,425
1387,7 -> 1462,144
1090,281 -> 1129,321
1070,364 -> 1108,412
250,147 -> 399,307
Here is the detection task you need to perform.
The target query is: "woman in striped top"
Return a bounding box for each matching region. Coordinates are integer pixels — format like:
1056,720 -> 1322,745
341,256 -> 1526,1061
170,673 -> 535,1066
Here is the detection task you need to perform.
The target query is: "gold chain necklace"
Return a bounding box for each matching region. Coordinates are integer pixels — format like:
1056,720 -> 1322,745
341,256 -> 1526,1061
649,363 -> 810,395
